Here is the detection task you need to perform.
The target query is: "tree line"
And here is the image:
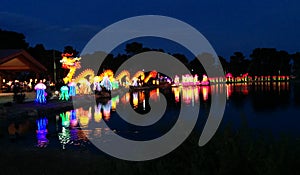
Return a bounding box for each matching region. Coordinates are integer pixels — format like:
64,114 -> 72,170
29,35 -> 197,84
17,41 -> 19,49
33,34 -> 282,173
1,28 -> 299,81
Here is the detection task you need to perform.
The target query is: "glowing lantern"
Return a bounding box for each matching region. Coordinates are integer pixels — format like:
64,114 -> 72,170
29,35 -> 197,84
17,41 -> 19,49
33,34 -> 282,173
60,112 -> 70,127
201,74 -> 209,86
111,95 -> 119,111
173,88 -> 180,103
70,110 -> 77,127
201,86 -> 209,101
193,74 -> 199,85
226,73 -> 233,82
133,92 -> 138,108
174,75 -> 180,85
34,81 -> 47,104
132,77 -> 138,87
112,81 -> 119,89
59,86 -> 69,101
68,81 -> 76,97
100,76 -> 112,91
103,100 -> 112,120
60,53 -> 81,84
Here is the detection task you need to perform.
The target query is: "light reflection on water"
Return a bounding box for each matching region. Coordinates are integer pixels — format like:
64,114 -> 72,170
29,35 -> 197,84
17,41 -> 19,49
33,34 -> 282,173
36,117 -> 49,148
30,88 -> 167,149
5,81 -> 298,150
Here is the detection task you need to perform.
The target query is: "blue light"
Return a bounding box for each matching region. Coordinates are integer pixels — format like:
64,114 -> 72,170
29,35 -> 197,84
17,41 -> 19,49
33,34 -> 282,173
35,89 -> 47,104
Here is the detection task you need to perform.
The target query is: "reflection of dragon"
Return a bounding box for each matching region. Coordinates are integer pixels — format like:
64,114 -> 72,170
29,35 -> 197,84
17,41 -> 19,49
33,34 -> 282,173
60,53 -> 81,84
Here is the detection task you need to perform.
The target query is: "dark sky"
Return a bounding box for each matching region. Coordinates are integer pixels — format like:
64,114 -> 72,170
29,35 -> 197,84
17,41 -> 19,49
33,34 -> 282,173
1,0 -> 299,59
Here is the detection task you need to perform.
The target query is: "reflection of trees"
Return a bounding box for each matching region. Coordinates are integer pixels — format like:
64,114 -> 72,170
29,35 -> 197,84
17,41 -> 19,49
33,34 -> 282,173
250,82 -> 290,111
293,82 -> 300,106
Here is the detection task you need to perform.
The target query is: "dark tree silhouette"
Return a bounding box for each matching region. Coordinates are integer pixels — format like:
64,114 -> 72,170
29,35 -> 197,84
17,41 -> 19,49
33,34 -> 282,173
2,28 -> 298,80
0,29 -> 29,49
218,56 -> 229,73
28,44 -> 62,81
172,53 -> 189,66
291,52 -> 300,79
229,52 -> 249,76
63,46 -> 79,57
188,58 -> 205,75
99,53 -> 114,73
249,48 -> 291,76
125,42 -> 143,56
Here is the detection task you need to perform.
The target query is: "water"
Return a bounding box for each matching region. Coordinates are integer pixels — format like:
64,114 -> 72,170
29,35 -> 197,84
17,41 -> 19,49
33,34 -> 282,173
1,81 -> 300,151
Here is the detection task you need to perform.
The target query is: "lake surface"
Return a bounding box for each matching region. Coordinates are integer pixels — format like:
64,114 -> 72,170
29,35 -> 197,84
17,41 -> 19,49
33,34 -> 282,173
1,81 -> 300,151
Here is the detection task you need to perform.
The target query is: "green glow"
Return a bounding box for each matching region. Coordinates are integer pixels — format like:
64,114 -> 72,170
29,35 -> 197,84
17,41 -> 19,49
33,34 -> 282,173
60,112 -> 70,127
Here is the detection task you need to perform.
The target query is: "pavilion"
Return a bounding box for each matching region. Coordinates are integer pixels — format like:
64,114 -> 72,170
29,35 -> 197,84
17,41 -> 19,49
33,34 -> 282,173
0,49 -> 47,92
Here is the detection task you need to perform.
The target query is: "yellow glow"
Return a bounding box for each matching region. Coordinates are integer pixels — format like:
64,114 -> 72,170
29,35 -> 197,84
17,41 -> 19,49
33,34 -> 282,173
139,91 -> 145,103
173,87 -> 180,103
60,54 -> 81,84
133,92 -> 138,108
194,86 -> 199,102
115,70 -> 130,85
103,110 -> 111,120
132,71 -> 145,80
77,107 -> 90,127
202,86 -> 209,101
121,92 -> 130,104
94,112 -> 102,123
111,95 -> 119,111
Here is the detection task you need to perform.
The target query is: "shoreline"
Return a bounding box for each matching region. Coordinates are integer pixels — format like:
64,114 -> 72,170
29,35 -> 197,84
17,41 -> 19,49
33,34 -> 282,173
1,99 -> 74,121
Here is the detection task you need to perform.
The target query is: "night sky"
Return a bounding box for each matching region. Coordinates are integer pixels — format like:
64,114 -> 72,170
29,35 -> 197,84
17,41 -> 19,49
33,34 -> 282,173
1,0 -> 299,59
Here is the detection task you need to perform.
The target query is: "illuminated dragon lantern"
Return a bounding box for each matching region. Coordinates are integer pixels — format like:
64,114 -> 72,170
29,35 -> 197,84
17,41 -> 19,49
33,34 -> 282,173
60,53 -> 81,84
